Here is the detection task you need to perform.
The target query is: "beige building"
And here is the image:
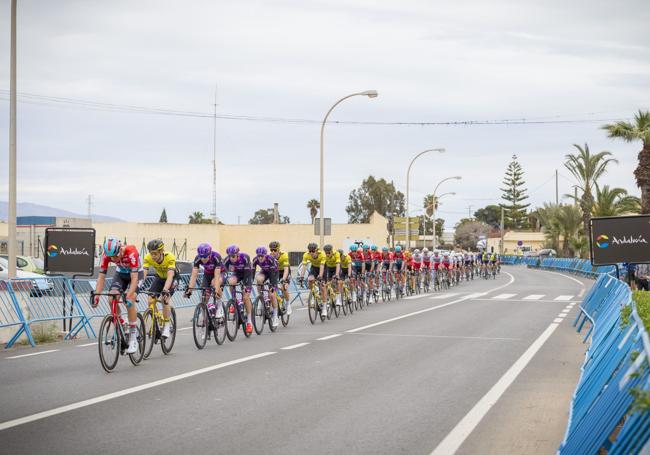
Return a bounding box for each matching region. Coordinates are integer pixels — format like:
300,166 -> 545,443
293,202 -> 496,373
487,230 -> 547,254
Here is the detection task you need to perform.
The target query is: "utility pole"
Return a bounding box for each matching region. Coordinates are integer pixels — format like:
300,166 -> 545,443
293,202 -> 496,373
468,205 -> 473,219
500,205 -> 505,255
87,194 -> 93,221
8,0 -> 17,278
555,169 -> 559,205
210,84 -> 218,224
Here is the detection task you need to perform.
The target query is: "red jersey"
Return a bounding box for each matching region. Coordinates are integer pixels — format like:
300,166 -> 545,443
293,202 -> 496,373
100,245 -> 141,274
393,252 -> 405,262
349,250 -> 365,264
380,252 -> 393,263
372,251 -> 382,262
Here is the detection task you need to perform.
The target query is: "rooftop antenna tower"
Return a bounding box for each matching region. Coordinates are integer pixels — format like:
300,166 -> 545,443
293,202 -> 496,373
210,84 -> 218,224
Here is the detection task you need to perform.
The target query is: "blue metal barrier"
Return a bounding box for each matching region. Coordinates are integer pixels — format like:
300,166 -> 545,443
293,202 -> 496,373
0,283 -> 34,348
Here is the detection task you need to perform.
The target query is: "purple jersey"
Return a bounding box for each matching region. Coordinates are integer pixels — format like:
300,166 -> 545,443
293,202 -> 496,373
193,252 -> 223,275
224,252 -> 251,273
252,254 -> 278,272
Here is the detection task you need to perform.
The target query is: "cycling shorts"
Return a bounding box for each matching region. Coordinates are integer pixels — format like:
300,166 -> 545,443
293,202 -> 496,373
412,262 -> 422,270
381,262 -> 391,270
325,266 -> 338,282
352,264 -> 363,276
340,268 -> 349,279
147,275 -> 177,297
227,269 -> 252,288
257,269 -> 279,287
308,265 -> 321,278
110,270 -> 144,293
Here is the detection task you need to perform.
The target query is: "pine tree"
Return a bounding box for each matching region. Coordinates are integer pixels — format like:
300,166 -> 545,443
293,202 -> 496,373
159,208 -> 168,223
500,155 -> 530,229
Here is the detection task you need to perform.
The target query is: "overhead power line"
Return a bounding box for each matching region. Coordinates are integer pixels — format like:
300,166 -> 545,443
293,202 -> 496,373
0,89 -> 635,127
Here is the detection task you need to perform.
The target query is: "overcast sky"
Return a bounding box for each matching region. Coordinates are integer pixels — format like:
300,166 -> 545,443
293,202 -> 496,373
0,0 -> 648,228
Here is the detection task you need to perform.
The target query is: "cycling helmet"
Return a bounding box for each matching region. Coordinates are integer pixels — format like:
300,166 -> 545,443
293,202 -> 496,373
422,247 -> 429,253
103,237 -> 122,257
395,245 -> 402,252
362,244 -> 370,250
382,246 -> 389,252
147,239 -> 164,252
337,249 -> 344,256
226,245 -> 239,256
349,244 -> 358,252
269,241 -> 280,250
413,249 -> 420,255
323,244 -> 333,253
197,243 -> 212,258
256,246 -> 267,256
307,242 -> 318,252
371,245 -> 377,251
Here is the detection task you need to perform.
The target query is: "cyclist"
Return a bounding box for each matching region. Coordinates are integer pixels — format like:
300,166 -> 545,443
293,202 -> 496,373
323,244 -> 342,307
392,245 -> 406,291
142,239 -> 178,339
300,242 -> 327,318
269,241 -> 292,315
252,246 -> 280,328
422,247 -> 433,281
361,244 -> 376,297
410,249 -> 423,291
338,248 -> 352,286
185,243 -> 224,318
92,237 -> 142,354
380,246 -> 393,287
224,245 -> 254,335
370,245 -> 382,289
481,250 -> 490,276
489,251 -> 498,275
440,252 -> 452,286
348,244 -> 366,295
463,251 -> 473,278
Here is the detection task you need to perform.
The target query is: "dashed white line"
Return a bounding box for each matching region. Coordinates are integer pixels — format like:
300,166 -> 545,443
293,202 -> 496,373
0,351 -> 277,431
492,293 -> 516,300
523,294 -> 544,300
553,318 -> 564,323
281,342 -> 310,350
430,293 -> 459,299
77,342 -> 97,347
177,327 -> 192,331
431,321 -> 561,455
560,309 -> 571,314
557,313 -> 568,318
316,334 -> 343,341
296,307 -> 308,311
7,350 -> 60,359
554,295 -> 574,301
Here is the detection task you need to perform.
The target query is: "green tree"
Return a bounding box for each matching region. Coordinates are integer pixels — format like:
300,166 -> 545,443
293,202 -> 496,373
188,211 -> 212,224
159,208 -> 168,223
602,110 -> 650,213
346,176 -> 405,223
500,155 -> 530,229
537,203 -> 585,257
564,143 -> 618,237
421,194 -> 445,236
592,185 -> 641,217
454,220 -> 489,251
306,199 -> 320,224
537,203 -> 561,252
249,208 -> 290,225
473,205 -> 501,229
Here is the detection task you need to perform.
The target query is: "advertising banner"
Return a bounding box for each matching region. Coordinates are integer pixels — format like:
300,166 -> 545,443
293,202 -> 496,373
44,228 -> 96,275
590,215 -> 650,265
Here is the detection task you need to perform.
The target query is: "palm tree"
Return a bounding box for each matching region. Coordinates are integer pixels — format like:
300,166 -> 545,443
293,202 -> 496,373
188,211 -> 206,224
554,204 -> 583,257
602,110 -> 650,213
592,185 -> 641,217
537,203 -> 561,251
306,199 -> 320,224
564,143 -> 618,237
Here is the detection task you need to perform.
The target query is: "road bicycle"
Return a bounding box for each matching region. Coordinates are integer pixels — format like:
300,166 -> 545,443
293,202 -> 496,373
253,282 -> 287,334
187,286 -> 226,349
141,290 -> 177,358
92,291 -> 145,373
225,282 -> 253,340
381,270 -> 392,302
299,277 -> 327,324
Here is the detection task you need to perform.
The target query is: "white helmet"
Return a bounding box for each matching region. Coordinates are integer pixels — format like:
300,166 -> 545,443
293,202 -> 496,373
422,247 -> 429,253
413,249 -> 421,255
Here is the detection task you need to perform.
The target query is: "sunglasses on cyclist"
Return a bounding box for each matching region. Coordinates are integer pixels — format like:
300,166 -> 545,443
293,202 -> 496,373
270,248 -> 278,252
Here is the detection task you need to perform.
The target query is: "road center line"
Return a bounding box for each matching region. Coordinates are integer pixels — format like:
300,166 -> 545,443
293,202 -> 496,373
77,343 -> 97,348
352,332 -> 520,341
7,350 -> 60,359
281,343 -> 309,350
0,351 -> 276,432
347,273 -> 515,334
316,334 -> 342,341
431,321 -> 561,455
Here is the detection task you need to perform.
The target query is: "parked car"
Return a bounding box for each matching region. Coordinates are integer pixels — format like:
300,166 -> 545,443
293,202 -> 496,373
0,257 -> 54,294
0,255 -> 44,274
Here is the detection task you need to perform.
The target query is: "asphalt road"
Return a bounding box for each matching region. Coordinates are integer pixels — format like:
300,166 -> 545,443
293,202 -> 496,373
0,266 -> 590,455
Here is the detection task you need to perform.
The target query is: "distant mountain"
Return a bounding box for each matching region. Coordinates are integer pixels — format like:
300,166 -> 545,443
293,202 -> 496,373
0,202 -> 123,223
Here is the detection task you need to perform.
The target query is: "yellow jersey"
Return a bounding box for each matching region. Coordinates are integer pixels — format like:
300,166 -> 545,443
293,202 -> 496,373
340,253 -> 352,269
143,252 -> 177,279
324,251 -> 341,268
302,250 -> 326,267
276,251 -> 290,270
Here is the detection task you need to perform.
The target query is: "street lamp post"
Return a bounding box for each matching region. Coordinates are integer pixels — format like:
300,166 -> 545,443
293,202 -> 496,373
431,176 -> 462,249
406,148 -> 445,248
8,0 -> 17,278
320,90 -> 378,248
425,191 -> 455,249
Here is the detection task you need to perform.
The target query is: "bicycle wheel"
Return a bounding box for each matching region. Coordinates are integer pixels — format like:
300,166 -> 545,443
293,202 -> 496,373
161,307 -> 177,355
193,303 -> 209,349
252,296 -> 266,335
331,292 -> 339,318
242,305 -> 253,338
280,298 -> 290,327
225,300 -> 239,341
98,315 -> 120,373
128,313 -> 146,366
307,291 -> 318,325
213,301 -> 227,345
372,288 -> 378,304
142,308 -> 156,360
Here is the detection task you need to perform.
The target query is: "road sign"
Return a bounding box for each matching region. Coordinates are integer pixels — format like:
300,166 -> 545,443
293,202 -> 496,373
44,227 -> 96,275
314,218 -> 332,236
393,216 -> 419,241
590,215 -> 650,265
517,240 -> 523,246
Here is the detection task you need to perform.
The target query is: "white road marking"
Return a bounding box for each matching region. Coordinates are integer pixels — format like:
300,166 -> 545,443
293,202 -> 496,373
404,295 -> 422,300
348,273 -> 515,334
280,342 -> 310,350
554,295 -> 574,301
523,294 -> 544,300
466,292 -> 487,299
316,334 -> 343,341
7,350 -> 59,359
431,321 -> 561,455
560,309 -> 571,314
491,293 -> 516,300
352,332 -> 520,341
430,293 -> 458,299
557,313 -> 567,318
0,351 -> 277,431
177,327 -> 192,331
77,343 -> 97,347
296,307 -> 308,311
553,318 -> 564,323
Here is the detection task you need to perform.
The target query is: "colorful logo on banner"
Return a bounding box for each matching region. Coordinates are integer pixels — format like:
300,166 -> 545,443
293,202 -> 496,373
47,244 -> 58,257
595,234 -> 609,249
